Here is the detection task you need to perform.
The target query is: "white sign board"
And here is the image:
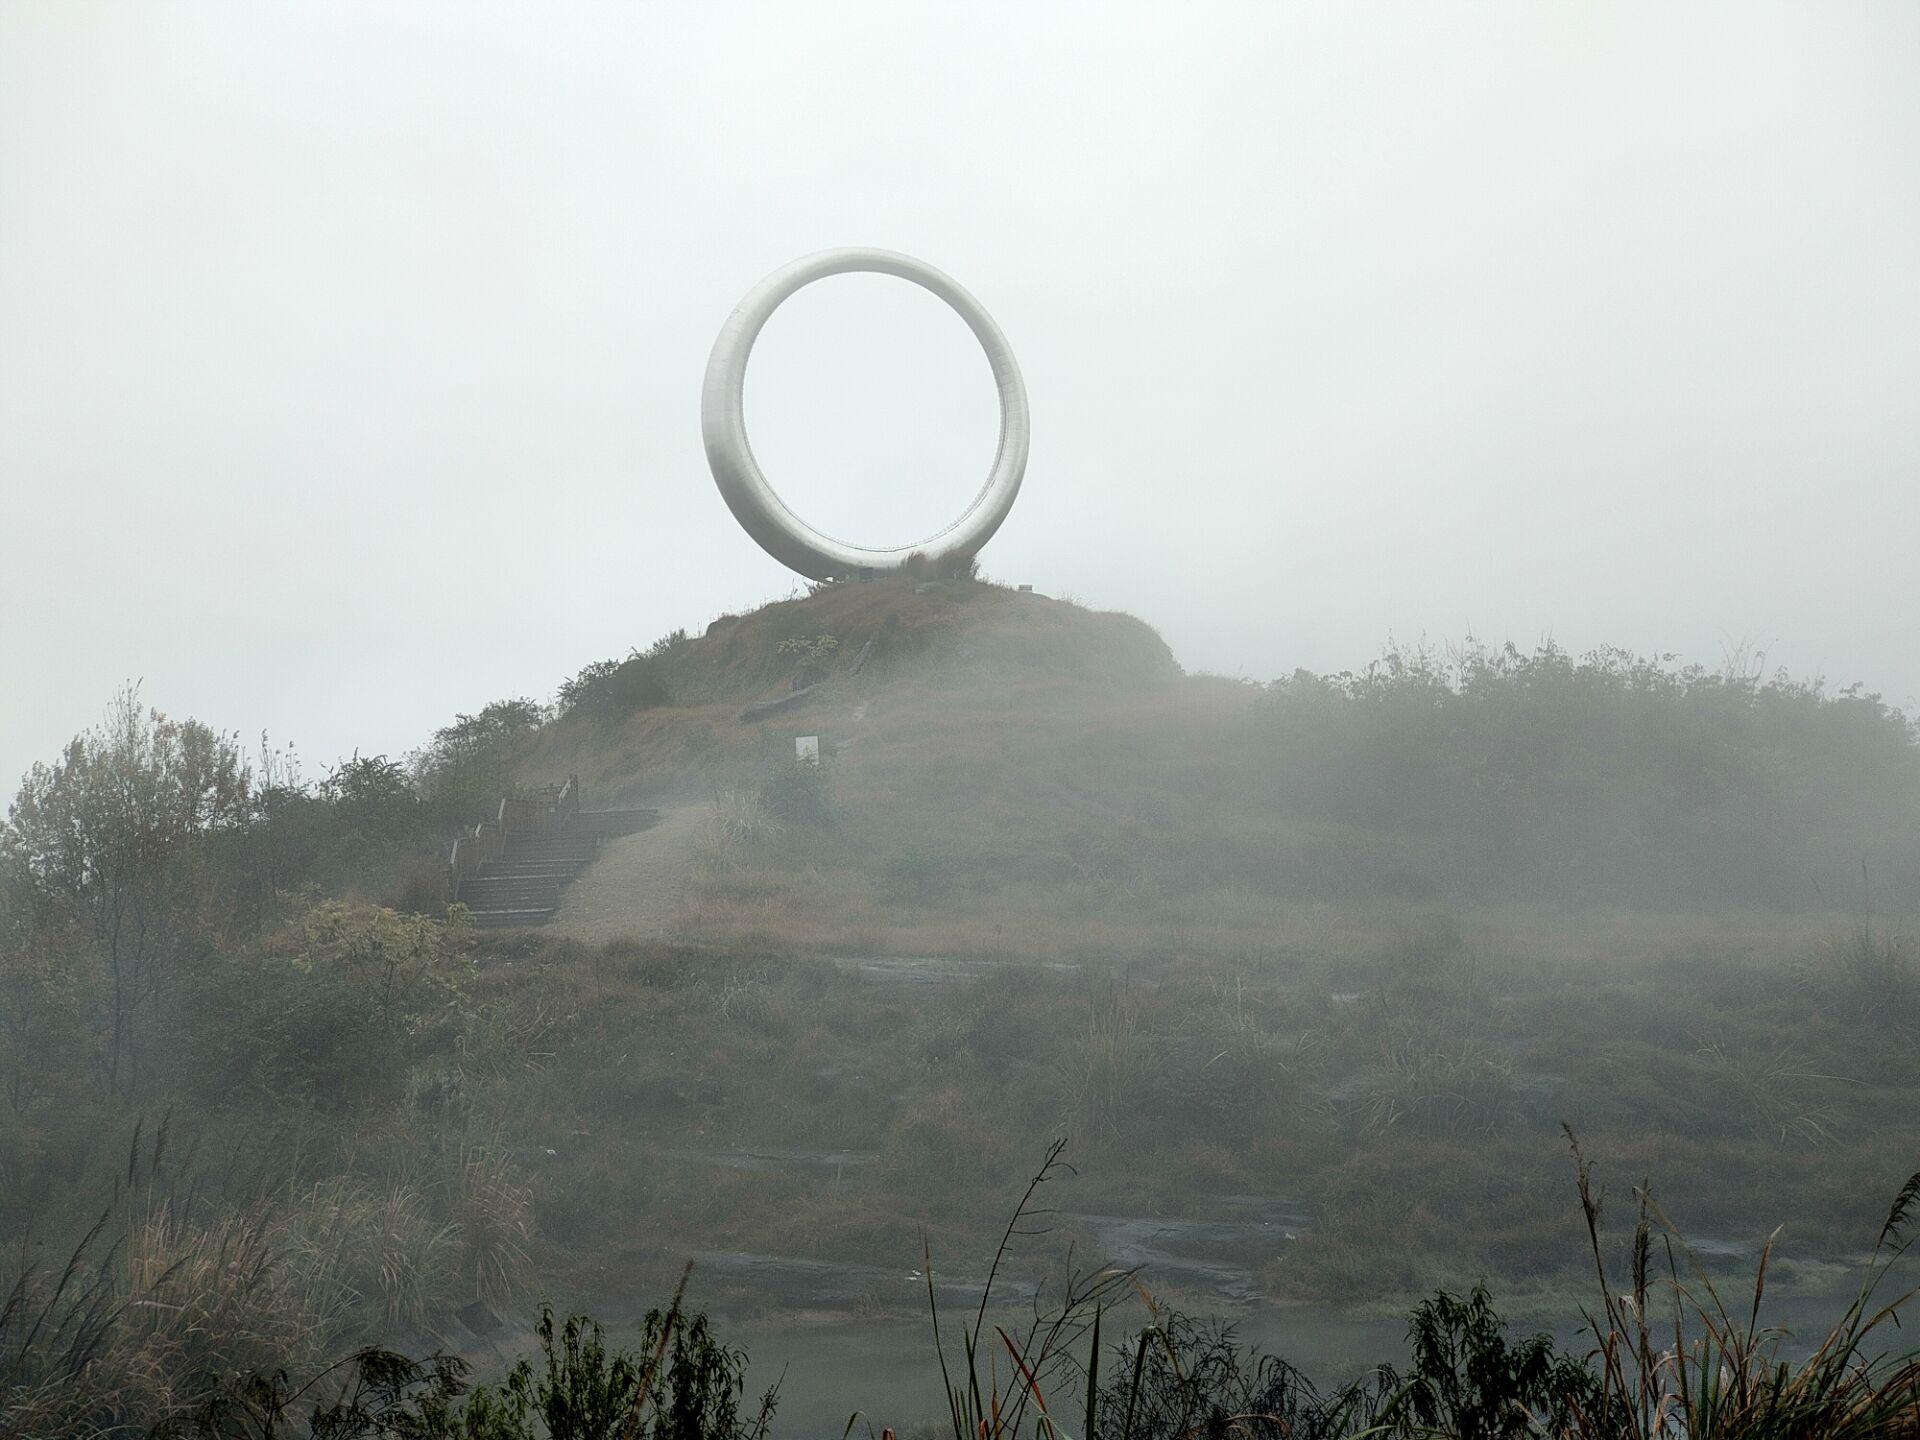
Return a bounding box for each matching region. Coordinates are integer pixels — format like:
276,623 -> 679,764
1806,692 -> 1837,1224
795,735 -> 821,765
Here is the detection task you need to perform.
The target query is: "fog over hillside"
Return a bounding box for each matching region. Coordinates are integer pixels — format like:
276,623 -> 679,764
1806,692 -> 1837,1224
6,6 -> 1920,1438
5,573 -> 1920,1433
3,2 -> 1920,789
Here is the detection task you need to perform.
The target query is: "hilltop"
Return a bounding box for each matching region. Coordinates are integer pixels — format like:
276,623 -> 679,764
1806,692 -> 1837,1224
510,574 -> 1920,960
515,575 -> 1181,801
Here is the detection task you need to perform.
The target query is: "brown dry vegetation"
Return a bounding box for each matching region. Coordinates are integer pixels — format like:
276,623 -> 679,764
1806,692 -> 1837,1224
8,577 -> 1920,1433
490,577 -> 1920,1317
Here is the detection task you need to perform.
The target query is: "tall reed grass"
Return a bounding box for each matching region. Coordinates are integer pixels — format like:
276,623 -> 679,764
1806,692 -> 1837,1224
0,1123 -> 538,1437
913,1137 -> 1920,1440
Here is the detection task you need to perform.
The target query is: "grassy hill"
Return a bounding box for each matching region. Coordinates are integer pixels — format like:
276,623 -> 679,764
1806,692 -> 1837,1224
7,577 -> 1920,1430
520,574 -> 1920,956
472,576 -> 1920,1315
517,574 -> 1179,800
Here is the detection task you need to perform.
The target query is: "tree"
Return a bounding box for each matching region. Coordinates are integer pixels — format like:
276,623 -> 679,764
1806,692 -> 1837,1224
0,686 -> 250,1096
409,699 -> 547,822
0,867 -> 87,1120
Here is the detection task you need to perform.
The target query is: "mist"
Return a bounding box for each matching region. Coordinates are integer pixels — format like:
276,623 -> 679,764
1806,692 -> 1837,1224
5,5 -> 1920,1437
5,2 -> 1920,790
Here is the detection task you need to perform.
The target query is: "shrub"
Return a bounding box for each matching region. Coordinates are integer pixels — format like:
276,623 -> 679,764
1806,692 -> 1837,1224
280,1175 -> 459,1336
183,903 -> 466,1110
447,1147 -> 534,1313
755,755 -> 834,828
409,700 -> 548,823
1399,1284 -> 1613,1438
161,1292 -> 776,1440
1257,640 -> 1920,908
775,632 -> 838,686
1093,1311 -> 1394,1440
557,655 -> 673,721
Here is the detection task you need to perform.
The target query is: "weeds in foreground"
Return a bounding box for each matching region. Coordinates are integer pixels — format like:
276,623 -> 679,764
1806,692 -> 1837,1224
2,1198 -> 323,1437
155,1268 -> 778,1440
8,1137 -> 1920,1437
919,1139 -> 1137,1440
919,1137 -> 1920,1440
1564,1126 -> 1920,1439
0,1123 -> 539,1438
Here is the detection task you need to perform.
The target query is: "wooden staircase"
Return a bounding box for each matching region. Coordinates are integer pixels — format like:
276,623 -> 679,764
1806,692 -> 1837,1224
447,777 -> 654,928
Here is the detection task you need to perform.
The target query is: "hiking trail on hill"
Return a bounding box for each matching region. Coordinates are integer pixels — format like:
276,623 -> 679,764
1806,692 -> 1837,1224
547,802 -> 710,942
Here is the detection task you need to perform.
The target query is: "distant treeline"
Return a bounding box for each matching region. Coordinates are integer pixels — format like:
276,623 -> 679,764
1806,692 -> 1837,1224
1234,641 -> 1920,909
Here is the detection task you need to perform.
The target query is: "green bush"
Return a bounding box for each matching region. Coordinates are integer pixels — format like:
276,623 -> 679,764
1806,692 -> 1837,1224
558,655 -> 673,721
182,903 -> 465,1110
409,700 -> 548,825
159,1298 -> 774,1440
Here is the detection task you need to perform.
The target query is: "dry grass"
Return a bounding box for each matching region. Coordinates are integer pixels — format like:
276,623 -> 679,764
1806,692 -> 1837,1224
449,1144 -> 535,1312
0,1120 -> 545,1435
3,1199 -> 331,1434
282,1174 -> 459,1335
1563,1132 -> 1920,1440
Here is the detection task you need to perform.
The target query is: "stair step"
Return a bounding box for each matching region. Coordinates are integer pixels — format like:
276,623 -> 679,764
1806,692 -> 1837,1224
446,794 -> 639,929
465,907 -> 557,929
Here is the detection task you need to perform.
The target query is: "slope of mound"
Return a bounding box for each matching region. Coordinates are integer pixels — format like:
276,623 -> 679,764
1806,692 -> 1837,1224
683,576 -> 1180,704
515,580 -> 1920,954
514,576 -> 1183,806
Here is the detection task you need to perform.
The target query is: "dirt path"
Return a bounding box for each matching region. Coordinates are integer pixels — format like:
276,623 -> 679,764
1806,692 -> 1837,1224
549,803 -> 710,943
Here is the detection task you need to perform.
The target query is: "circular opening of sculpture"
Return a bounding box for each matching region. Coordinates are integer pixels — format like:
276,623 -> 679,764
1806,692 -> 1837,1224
743,273 -> 1000,554
701,247 -> 1029,581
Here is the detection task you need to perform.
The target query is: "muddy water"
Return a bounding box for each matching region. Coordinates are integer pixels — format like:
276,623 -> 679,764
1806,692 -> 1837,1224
719,1269 -> 1886,1439
651,1135 -> 1886,1437
615,965 -> 1897,1437
731,1305 -> 1409,1438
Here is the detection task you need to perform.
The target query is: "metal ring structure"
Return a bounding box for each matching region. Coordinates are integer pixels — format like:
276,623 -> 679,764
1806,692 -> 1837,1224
701,247 -> 1029,581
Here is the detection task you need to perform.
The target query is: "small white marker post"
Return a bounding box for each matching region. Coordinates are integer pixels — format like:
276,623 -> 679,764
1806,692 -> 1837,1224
795,735 -> 821,765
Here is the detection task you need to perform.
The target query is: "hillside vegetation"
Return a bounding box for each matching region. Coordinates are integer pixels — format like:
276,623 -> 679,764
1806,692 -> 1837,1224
6,577 -> 1920,1434
496,578 -> 1920,1311
527,575 -> 1920,938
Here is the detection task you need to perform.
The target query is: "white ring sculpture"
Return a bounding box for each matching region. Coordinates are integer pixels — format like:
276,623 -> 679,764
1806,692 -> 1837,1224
701,247 -> 1029,581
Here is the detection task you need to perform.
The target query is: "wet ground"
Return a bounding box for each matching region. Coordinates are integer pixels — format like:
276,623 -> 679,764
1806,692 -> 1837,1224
486,1131 -> 1887,1440
831,955 -> 1083,984
657,1144 -> 879,1174
727,1277 -> 1880,1439
1062,1199 -> 1312,1304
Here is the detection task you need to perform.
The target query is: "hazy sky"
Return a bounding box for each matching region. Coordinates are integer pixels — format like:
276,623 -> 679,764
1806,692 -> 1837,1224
3,3 -> 1918,792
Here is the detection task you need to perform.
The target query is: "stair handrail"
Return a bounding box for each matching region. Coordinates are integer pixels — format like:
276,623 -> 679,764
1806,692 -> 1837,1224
447,775 -> 585,907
